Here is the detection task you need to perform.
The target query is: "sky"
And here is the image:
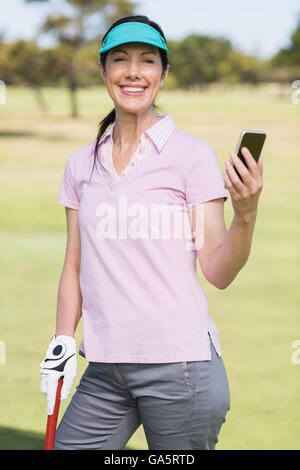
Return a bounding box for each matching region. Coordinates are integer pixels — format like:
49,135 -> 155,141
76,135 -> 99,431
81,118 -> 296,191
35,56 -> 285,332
1,0 -> 300,60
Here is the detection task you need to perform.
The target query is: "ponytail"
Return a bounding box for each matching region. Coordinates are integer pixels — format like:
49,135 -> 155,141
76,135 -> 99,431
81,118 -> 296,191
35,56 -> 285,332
88,108 -> 115,184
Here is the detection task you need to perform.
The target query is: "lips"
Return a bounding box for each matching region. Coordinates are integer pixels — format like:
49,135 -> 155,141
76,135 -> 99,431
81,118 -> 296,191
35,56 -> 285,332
119,86 -> 148,97
120,85 -> 147,90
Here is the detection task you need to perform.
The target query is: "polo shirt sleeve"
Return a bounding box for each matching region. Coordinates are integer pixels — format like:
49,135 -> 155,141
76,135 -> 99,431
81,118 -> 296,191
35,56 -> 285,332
56,154 -> 80,210
185,140 -> 228,206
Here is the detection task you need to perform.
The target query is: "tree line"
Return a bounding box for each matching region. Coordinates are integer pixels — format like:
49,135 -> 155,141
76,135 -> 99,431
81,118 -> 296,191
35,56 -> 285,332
0,0 -> 299,116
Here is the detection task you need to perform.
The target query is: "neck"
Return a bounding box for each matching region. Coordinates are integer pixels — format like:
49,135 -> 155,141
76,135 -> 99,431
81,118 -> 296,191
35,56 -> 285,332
112,109 -> 160,151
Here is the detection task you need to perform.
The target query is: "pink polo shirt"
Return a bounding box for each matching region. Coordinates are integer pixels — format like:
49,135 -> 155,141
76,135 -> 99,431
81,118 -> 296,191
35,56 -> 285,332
56,113 -> 228,363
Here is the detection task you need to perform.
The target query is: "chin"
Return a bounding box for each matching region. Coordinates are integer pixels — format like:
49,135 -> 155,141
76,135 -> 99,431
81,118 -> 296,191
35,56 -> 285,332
116,103 -> 148,114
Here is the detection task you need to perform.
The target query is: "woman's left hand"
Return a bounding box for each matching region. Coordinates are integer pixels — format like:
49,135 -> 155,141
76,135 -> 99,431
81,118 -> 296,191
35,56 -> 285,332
223,146 -> 264,222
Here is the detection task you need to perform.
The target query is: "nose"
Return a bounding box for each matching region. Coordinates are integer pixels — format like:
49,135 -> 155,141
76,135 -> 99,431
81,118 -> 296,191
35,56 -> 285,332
125,58 -> 141,80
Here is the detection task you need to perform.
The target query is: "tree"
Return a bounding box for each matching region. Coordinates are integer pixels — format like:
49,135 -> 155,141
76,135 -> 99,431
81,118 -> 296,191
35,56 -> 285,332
271,12 -> 300,67
224,50 -> 268,84
25,0 -> 137,117
168,35 -> 234,89
267,12 -> 300,83
0,40 -> 52,110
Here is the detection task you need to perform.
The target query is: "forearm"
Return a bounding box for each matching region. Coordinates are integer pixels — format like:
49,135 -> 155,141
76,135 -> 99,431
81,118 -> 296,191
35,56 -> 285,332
55,264 -> 82,337
206,211 -> 258,289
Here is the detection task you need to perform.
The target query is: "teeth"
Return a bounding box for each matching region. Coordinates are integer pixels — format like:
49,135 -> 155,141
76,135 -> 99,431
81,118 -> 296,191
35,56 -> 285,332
121,87 -> 145,92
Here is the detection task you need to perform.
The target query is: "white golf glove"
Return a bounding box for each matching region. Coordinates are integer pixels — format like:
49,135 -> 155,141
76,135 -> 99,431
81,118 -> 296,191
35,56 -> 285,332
40,335 -> 77,415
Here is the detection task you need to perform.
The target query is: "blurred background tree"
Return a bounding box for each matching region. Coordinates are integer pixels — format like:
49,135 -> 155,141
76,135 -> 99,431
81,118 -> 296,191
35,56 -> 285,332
24,0 -> 137,117
268,12 -> 300,83
0,2 -> 299,115
0,40 -> 56,111
167,35 -> 268,89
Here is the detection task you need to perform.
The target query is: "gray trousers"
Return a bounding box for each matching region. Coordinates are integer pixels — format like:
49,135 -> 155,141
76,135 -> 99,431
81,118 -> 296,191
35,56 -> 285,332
54,334 -> 230,450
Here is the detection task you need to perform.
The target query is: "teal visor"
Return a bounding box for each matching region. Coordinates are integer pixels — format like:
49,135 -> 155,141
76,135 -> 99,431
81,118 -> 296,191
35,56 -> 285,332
99,21 -> 168,55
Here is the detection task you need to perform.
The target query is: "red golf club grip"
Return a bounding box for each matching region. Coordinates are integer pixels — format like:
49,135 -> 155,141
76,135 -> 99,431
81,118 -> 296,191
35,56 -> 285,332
44,376 -> 63,450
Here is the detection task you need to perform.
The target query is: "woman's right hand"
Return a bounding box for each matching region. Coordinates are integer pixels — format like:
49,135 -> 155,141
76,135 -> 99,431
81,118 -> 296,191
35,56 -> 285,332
40,335 -> 77,415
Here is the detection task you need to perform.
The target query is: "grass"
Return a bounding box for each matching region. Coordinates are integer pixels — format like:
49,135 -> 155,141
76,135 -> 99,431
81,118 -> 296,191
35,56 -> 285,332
0,83 -> 299,450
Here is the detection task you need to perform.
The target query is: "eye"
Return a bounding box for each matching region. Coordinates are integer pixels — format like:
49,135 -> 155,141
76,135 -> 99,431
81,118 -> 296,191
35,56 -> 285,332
113,58 -> 154,63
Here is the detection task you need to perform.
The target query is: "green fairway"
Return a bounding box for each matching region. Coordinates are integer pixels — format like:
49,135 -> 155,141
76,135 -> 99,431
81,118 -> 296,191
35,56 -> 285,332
0,84 -> 299,450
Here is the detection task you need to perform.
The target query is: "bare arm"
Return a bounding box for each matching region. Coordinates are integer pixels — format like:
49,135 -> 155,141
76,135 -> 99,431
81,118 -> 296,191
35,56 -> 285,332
189,147 -> 263,290
190,200 -> 257,289
56,207 -> 82,336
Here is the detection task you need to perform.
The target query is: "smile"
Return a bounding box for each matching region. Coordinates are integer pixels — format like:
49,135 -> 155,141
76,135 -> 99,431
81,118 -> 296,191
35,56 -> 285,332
119,86 -> 147,96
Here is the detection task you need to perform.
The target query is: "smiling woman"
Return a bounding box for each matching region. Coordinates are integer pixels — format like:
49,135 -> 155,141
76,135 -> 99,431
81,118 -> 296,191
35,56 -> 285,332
100,41 -> 167,125
49,14 -> 233,452
88,15 -> 170,180
110,46 -> 159,99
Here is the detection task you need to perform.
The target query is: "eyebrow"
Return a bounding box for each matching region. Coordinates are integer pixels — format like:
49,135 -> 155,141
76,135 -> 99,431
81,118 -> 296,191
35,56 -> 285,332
112,49 -> 156,55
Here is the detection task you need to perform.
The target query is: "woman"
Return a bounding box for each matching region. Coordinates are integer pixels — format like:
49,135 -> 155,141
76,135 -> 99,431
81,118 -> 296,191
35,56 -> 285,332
40,15 -> 263,450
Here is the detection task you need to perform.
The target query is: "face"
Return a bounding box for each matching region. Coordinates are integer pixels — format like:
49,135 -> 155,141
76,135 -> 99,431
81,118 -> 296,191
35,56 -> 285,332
99,42 -> 169,114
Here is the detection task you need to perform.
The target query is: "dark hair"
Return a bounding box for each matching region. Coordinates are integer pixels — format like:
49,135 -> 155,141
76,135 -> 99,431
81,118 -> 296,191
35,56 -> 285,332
88,15 -> 169,184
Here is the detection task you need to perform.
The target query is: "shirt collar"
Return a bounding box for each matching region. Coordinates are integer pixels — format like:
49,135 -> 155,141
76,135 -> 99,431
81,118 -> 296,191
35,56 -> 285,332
98,113 -> 176,153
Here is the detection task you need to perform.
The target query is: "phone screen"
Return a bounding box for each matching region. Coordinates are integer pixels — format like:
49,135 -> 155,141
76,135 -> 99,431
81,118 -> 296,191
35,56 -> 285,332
236,131 -> 266,167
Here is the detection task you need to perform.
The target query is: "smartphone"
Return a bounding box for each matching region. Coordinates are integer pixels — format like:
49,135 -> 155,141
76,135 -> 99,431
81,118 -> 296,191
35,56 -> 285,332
234,130 -> 266,180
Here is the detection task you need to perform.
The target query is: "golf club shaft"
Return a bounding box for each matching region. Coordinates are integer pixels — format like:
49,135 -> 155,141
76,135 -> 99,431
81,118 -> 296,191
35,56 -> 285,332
44,376 -> 63,450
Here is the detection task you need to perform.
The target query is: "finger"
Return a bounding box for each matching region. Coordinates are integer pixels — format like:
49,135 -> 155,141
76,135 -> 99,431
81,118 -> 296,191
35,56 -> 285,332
60,375 -> 74,401
240,147 -> 261,178
40,373 -> 48,395
47,398 -> 54,416
225,159 -> 245,190
257,153 -> 264,174
61,357 -> 76,400
46,374 -> 60,416
230,152 -> 254,185
223,168 -> 240,199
